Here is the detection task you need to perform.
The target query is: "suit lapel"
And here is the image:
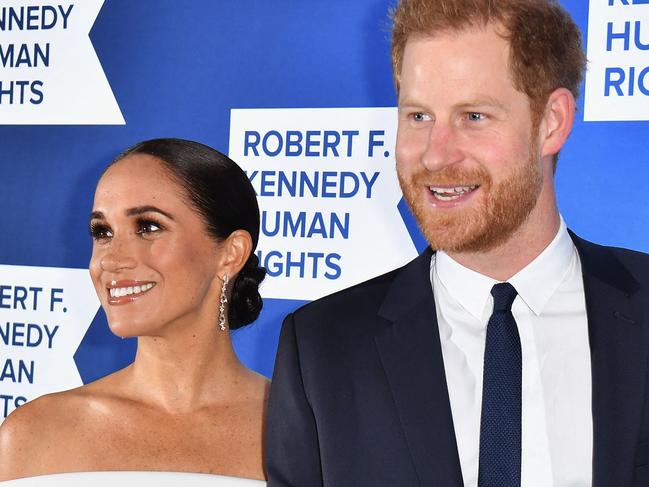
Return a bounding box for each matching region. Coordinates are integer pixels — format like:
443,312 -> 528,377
371,235 -> 649,485
572,233 -> 649,486
374,249 -> 464,487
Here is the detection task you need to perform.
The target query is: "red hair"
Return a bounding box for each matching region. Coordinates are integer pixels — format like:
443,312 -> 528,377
391,0 -> 587,121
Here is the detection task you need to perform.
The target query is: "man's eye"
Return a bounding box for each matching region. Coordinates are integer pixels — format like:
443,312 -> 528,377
412,112 -> 431,122
467,112 -> 486,121
136,220 -> 162,235
89,223 -> 112,241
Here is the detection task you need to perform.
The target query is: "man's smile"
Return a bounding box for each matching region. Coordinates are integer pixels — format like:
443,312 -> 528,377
429,184 -> 479,202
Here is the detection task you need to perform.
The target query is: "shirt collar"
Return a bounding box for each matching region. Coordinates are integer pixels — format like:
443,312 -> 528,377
433,217 -> 575,319
509,218 -> 575,315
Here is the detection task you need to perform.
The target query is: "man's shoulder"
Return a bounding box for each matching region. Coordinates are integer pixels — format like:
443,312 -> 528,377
571,231 -> 649,286
288,249 -> 432,333
291,264 -> 402,324
598,243 -> 649,285
606,244 -> 649,264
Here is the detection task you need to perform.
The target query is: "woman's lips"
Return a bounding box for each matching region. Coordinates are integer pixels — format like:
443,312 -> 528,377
106,280 -> 156,305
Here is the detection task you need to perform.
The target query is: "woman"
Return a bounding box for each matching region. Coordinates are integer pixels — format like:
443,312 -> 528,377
0,139 -> 268,481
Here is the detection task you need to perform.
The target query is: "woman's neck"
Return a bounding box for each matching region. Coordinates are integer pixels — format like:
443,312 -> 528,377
124,326 -> 251,412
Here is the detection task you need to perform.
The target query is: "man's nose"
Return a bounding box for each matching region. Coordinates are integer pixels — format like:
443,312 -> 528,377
420,123 -> 463,172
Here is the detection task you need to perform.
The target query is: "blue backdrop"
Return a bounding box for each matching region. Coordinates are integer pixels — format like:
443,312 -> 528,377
1,0 -> 647,416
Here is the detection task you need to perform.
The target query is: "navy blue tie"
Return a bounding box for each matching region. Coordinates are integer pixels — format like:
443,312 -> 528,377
478,282 -> 521,487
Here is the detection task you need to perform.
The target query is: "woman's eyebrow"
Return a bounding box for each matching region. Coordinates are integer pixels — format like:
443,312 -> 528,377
89,207 -> 175,222
125,206 -> 175,220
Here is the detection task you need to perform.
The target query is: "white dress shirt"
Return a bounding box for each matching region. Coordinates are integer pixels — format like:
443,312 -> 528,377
432,219 -> 593,486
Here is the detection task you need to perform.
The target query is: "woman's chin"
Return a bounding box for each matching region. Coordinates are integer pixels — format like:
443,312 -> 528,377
107,321 -> 142,338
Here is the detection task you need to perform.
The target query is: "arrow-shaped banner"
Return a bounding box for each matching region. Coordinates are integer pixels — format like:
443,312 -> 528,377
229,107 -> 418,301
0,1 -> 124,125
0,264 -> 100,422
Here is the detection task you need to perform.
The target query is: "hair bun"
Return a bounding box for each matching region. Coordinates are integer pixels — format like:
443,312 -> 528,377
228,254 -> 266,329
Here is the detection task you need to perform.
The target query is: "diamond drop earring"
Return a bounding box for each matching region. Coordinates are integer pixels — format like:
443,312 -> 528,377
219,274 -> 229,331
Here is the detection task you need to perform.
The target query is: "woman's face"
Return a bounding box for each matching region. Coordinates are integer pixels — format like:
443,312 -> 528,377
89,154 -> 223,337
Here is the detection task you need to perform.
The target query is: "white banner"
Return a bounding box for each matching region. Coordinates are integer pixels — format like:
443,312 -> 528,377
0,265 -> 100,421
584,0 -> 649,121
229,107 -> 417,301
0,1 -> 124,124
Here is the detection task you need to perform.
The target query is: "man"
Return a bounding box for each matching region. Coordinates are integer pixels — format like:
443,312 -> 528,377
265,1 -> 649,486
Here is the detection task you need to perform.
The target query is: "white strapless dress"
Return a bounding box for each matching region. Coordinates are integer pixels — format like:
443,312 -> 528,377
0,471 -> 266,486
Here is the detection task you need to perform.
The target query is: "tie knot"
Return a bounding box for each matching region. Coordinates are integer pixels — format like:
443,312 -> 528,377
490,282 -> 517,312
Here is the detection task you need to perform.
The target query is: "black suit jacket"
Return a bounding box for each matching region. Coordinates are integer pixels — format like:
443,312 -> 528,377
265,233 -> 649,486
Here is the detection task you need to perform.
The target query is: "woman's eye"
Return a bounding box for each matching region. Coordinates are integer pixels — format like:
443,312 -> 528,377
467,112 -> 486,122
136,220 -> 162,236
89,223 -> 112,241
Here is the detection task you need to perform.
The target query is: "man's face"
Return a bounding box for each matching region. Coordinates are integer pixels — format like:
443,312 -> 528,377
396,25 -> 544,253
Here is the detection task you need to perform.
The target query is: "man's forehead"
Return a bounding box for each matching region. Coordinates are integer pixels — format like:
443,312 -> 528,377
398,26 -> 520,100
407,19 -> 511,44
402,22 -> 510,54
401,30 -> 510,77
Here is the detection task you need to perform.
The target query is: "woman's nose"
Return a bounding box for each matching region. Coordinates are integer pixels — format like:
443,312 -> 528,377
99,238 -> 137,272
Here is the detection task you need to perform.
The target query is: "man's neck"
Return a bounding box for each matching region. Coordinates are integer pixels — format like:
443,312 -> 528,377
445,206 -> 561,282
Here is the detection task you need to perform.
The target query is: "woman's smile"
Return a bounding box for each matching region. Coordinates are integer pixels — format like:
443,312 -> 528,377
107,280 -> 157,305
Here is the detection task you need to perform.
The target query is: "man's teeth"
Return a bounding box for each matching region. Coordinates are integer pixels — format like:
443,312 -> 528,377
110,283 -> 155,298
429,185 -> 477,201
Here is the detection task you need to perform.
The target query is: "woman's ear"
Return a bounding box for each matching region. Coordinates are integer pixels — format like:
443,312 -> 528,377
218,230 -> 253,278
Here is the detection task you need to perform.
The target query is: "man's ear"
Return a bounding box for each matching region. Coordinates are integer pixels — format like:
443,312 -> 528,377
218,230 -> 253,278
538,87 -> 576,159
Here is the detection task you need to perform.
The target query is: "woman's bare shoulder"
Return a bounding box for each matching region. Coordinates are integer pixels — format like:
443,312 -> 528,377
1,371 -> 126,429
0,390 -> 79,479
239,367 -> 270,398
0,372 -> 128,480
2,389 -> 80,436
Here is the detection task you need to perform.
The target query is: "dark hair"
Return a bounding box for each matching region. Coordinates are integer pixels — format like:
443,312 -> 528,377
112,138 -> 266,329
